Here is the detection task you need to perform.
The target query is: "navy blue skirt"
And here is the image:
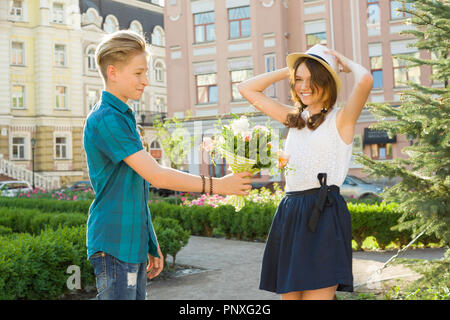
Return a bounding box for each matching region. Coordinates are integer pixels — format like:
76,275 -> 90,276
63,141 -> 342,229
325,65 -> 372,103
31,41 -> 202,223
259,183 -> 353,294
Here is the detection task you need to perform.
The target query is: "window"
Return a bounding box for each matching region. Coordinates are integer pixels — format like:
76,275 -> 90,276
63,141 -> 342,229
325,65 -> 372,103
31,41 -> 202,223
130,20 -> 143,35
393,52 -> 420,87
150,141 -> 162,160
9,0 -> 24,20
369,43 -> 383,89
86,46 -> 96,71
152,26 -> 165,46
196,73 -> 217,104
54,44 -> 66,67
154,62 -> 164,82
231,69 -> 253,101
306,32 -> 326,48
228,6 -> 251,39
305,20 -> 327,48
370,143 -> 393,160
155,97 -> 165,113
390,0 -> 413,20
370,56 -> 383,89
12,137 -> 25,160
129,100 -> 141,114
194,11 -> 215,43
367,0 -> 381,36
87,89 -> 98,111
11,41 -> 24,65
104,15 -> 118,33
55,137 -> 67,159
265,54 -> 277,97
55,86 -> 67,109
12,85 -> 25,109
52,2 -> 64,24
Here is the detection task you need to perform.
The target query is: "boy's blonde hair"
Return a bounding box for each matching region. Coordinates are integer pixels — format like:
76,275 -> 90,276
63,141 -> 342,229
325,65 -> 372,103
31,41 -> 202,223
95,30 -> 148,82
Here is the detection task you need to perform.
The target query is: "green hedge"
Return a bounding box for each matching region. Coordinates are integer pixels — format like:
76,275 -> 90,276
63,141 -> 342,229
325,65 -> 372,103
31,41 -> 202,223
0,207 -> 87,235
0,226 -> 94,300
0,197 -> 440,249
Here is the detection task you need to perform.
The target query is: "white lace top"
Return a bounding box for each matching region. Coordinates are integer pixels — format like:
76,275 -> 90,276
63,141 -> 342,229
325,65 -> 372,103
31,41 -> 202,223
284,107 -> 353,192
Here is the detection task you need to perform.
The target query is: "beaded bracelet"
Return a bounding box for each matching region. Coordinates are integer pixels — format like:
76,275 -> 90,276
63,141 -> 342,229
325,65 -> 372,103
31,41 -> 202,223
200,175 -> 205,194
209,176 -> 213,195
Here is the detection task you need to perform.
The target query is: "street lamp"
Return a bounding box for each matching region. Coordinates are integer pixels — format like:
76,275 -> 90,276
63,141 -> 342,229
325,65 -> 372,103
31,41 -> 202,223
31,137 -> 36,190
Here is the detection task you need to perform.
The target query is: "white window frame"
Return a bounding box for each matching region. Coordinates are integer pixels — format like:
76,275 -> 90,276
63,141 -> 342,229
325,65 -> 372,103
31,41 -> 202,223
11,136 -> 26,160
11,84 -> 26,109
86,87 -> 100,113
154,96 -> 166,113
9,132 -> 30,161
11,40 -> 25,66
264,53 -> 277,97
104,15 -> 119,33
85,44 -> 97,72
8,0 -> 28,22
53,133 -> 72,160
52,2 -> 65,24
152,25 -> 165,46
130,20 -> 143,35
55,85 -> 68,110
54,43 -> 67,67
154,61 -> 165,83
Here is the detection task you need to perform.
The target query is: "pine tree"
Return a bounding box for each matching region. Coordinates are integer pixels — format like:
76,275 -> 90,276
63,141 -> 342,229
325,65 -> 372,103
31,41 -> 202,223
355,0 -> 450,245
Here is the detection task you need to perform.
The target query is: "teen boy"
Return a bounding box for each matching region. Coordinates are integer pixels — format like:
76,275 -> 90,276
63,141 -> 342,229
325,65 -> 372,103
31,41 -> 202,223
83,30 -> 252,300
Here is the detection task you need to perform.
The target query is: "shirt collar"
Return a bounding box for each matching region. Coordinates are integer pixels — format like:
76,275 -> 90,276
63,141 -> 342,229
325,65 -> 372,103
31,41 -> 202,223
101,91 -> 132,114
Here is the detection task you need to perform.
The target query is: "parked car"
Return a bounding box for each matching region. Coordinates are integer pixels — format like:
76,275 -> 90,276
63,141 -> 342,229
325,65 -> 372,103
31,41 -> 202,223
55,180 -> 93,193
69,180 -> 93,191
0,180 -> 33,197
340,175 -> 384,200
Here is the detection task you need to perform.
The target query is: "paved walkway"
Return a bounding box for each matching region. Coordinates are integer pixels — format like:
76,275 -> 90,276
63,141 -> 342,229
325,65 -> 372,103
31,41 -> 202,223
146,235 -> 446,300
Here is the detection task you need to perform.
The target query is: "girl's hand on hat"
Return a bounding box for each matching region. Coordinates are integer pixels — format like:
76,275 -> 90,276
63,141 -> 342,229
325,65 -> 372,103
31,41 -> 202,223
324,49 -> 351,73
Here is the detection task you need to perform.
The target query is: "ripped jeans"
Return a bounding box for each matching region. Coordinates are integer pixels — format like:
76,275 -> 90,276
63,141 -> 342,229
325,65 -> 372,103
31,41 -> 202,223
89,251 -> 148,300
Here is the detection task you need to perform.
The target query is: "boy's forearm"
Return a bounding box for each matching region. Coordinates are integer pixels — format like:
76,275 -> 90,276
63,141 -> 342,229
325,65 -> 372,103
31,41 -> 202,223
156,166 -> 222,193
124,149 -> 224,194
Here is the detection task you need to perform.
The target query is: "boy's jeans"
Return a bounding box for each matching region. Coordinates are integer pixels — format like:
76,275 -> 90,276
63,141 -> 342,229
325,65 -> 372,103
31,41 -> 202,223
89,251 -> 148,300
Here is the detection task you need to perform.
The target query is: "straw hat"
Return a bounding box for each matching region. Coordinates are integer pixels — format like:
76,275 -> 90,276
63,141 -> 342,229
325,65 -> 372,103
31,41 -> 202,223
286,44 -> 342,92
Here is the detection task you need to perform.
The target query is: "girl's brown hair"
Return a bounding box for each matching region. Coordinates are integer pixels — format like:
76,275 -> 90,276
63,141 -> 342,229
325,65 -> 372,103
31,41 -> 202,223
283,57 -> 338,130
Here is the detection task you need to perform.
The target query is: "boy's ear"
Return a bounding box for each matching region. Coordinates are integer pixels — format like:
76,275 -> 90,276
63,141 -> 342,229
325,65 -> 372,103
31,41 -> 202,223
106,64 -> 117,82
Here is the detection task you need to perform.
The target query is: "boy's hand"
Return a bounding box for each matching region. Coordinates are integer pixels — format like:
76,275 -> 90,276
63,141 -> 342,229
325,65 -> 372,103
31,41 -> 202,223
147,246 -> 164,280
217,171 -> 252,196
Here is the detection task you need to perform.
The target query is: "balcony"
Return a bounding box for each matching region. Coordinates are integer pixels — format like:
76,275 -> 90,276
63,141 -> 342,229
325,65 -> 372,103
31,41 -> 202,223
135,111 -> 167,126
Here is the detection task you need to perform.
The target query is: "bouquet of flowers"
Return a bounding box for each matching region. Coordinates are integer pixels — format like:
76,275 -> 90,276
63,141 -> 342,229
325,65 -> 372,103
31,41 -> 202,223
202,114 -> 291,211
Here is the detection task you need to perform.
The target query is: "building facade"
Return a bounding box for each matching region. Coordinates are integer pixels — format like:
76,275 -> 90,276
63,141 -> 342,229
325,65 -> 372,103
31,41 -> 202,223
164,0 -> 438,186
0,0 -> 166,189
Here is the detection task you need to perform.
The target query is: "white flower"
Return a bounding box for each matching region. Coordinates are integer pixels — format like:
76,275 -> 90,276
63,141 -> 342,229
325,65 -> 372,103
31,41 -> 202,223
230,116 -> 250,136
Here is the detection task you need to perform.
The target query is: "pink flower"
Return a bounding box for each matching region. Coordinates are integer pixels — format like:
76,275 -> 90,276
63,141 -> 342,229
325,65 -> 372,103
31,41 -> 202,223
73,195 -> 77,201
181,197 -> 186,201
26,193 -> 30,198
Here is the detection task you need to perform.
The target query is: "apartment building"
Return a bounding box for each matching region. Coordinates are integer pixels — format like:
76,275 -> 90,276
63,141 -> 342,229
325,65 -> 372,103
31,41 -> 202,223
0,0 -> 166,189
164,0 -> 437,185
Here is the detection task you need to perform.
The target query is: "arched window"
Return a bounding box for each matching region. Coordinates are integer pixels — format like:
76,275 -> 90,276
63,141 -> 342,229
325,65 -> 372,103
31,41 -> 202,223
150,140 -> 162,160
154,61 -> 164,82
104,15 -> 119,33
86,45 -> 96,71
86,7 -> 99,24
152,26 -> 165,46
130,20 -> 143,35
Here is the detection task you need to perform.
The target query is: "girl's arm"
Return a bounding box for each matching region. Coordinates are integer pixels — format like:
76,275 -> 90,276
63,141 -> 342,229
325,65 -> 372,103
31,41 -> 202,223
123,149 -> 252,196
238,67 -> 296,124
326,50 -> 373,128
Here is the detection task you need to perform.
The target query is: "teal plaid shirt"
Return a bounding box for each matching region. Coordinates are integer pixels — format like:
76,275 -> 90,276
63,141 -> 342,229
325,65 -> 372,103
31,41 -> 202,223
83,91 -> 159,263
